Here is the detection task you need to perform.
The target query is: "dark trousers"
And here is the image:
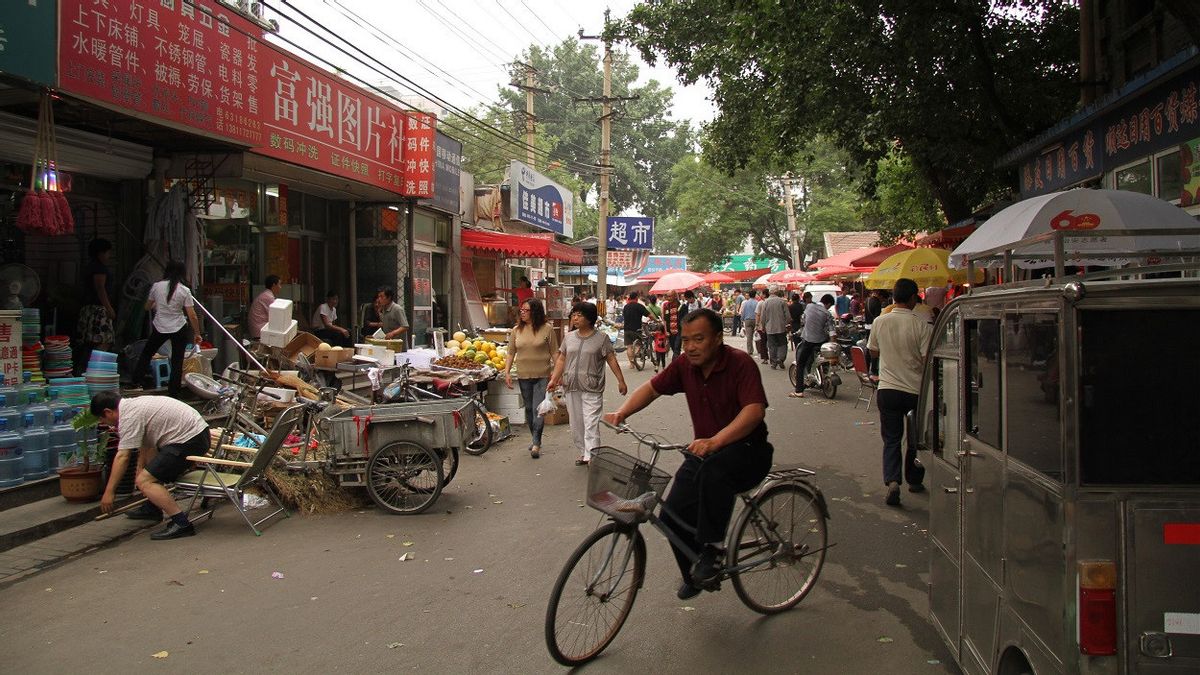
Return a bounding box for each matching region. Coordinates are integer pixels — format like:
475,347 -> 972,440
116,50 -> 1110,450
134,325 -> 192,396
314,328 -> 353,348
877,388 -> 924,486
794,340 -> 822,392
669,333 -> 681,359
661,436 -> 773,582
766,332 -> 788,367
731,314 -> 742,336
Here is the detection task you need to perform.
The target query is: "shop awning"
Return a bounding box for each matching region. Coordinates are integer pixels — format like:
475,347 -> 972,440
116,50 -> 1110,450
461,229 -> 584,264
707,267 -> 774,281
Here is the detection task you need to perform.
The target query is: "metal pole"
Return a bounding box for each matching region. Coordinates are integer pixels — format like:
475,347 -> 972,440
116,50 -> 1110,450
782,177 -> 800,269
597,40 -> 612,305
525,64 -> 537,168
1053,232 -> 1065,278
348,201 -> 357,338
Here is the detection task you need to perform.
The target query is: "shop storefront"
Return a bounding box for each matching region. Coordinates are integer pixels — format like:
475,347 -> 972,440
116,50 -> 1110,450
1001,51 -> 1200,216
459,229 -> 582,330
46,0 -> 442,355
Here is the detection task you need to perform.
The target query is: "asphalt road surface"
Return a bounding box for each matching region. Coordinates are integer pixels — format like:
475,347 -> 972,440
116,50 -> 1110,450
0,342 -> 960,674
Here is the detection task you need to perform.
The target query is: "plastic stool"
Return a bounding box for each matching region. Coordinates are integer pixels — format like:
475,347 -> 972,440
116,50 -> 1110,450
151,359 -> 171,389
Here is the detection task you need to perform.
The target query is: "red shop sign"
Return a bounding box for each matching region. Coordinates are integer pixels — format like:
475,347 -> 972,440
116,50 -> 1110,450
58,0 -> 434,196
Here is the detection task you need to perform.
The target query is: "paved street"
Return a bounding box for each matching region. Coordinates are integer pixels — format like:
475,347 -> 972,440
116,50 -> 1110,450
0,342 -> 958,674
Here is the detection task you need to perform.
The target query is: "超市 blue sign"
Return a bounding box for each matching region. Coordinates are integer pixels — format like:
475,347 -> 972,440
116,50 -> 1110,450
606,216 -> 653,250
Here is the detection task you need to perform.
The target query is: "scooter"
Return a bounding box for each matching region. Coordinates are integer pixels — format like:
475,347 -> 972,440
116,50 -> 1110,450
788,339 -> 843,399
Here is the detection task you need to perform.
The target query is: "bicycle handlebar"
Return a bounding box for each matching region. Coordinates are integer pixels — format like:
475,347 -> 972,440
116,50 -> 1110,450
601,420 -> 689,452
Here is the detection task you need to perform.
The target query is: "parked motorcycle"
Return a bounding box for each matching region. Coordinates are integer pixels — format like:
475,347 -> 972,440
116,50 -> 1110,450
788,340 -> 843,399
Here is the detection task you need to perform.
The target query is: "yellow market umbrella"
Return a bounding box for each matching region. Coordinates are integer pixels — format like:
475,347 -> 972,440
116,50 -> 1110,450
865,247 -> 982,290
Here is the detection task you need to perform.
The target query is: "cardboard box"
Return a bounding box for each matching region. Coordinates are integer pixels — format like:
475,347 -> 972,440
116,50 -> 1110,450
260,320 -> 298,348
543,404 -> 569,426
282,331 -> 322,360
313,347 -> 354,368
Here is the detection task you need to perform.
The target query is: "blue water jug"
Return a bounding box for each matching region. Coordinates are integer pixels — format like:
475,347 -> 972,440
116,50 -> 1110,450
23,392 -> 50,429
47,391 -> 71,424
48,410 -> 76,472
21,413 -> 49,480
20,372 -> 46,403
0,393 -> 19,431
0,418 -> 22,487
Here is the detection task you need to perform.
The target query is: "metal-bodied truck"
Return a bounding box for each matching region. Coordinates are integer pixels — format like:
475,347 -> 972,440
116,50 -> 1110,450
912,229 -> 1200,674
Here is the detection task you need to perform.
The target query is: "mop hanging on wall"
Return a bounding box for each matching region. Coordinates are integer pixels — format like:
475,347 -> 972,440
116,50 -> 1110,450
15,91 -> 75,236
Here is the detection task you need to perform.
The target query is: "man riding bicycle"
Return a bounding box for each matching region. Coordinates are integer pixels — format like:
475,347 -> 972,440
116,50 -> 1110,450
604,307 -> 773,600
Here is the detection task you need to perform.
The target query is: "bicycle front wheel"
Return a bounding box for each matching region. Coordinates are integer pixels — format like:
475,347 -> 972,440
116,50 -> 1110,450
545,522 -> 646,666
730,483 -> 827,614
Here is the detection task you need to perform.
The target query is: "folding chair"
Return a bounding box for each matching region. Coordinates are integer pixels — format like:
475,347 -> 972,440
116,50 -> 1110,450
851,346 -> 879,412
177,404 -> 302,535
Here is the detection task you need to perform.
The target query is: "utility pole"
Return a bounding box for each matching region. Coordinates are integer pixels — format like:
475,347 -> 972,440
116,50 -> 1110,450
578,12 -> 637,306
781,176 -> 801,269
510,62 -> 552,168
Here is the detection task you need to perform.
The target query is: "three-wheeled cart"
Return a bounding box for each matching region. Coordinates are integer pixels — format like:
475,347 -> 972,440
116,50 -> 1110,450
317,398 -> 475,514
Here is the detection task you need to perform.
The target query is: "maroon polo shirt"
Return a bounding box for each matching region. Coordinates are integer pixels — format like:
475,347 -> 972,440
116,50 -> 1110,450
650,345 -> 769,440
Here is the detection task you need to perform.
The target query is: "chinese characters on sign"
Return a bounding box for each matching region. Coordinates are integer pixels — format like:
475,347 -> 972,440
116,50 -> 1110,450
419,131 -> 463,214
0,312 -> 19,387
411,250 -> 432,309
58,0 -> 435,197
605,216 -> 654,250
1017,71 -> 1200,199
509,160 -> 573,237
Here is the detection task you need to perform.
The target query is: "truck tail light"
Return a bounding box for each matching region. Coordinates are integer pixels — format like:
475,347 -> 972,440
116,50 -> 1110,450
1079,561 -> 1118,655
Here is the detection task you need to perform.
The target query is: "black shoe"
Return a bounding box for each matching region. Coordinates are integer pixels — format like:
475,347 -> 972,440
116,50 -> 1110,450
677,581 -> 702,600
907,483 -> 926,493
885,481 -> 901,507
126,503 -> 162,521
150,521 -> 196,540
690,546 -> 722,589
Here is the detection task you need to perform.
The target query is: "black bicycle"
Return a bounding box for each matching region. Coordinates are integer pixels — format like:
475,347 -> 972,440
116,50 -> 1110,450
544,422 -> 832,666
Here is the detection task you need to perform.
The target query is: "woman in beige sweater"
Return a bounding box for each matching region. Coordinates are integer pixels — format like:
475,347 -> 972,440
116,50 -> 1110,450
504,298 -> 558,458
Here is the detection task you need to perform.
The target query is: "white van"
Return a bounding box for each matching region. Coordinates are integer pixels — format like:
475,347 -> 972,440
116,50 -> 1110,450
802,284 -> 842,313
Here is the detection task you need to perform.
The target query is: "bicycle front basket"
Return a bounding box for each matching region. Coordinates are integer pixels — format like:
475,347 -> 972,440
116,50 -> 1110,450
586,447 -> 671,512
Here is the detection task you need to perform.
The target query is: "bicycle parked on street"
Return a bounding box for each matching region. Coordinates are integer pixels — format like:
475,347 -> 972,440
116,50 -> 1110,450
544,422 -> 832,666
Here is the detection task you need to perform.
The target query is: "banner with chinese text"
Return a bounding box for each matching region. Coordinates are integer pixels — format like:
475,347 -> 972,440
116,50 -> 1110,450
509,160 -> 573,237
58,0 -> 434,196
605,216 -> 653,250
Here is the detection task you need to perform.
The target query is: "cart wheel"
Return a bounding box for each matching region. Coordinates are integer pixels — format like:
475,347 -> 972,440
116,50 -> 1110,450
463,400 -> 493,456
440,446 -> 459,487
366,441 -> 444,514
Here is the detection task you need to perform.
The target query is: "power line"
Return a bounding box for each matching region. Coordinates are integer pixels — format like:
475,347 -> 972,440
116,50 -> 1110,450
260,0 -> 601,175
519,0 -> 562,43
491,0 -> 552,49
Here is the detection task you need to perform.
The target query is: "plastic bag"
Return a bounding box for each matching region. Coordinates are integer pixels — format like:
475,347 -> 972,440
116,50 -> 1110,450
536,395 -> 557,416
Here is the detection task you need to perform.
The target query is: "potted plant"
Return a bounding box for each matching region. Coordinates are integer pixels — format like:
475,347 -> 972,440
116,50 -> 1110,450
58,411 -> 110,502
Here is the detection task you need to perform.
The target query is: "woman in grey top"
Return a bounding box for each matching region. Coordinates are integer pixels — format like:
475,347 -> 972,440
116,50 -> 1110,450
548,302 -> 627,465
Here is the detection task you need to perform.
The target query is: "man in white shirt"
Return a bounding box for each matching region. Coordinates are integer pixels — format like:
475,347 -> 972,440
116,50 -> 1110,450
867,278 -> 933,506
92,392 -> 210,539
312,290 -> 352,347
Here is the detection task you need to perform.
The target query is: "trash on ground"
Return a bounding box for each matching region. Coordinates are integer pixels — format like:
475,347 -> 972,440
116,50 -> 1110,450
402,541 -> 414,547
473,569 -> 484,574
877,636 -> 894,643
682,606 -> 695,612
271,571 -> 285,579
198,570 -> 209,574
398,553 -> 412,561
152,651 -> 169,659
387,642 -> 404,649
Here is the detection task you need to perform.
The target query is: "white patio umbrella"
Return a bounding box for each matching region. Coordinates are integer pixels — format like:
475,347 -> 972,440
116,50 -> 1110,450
950,188 -> 1200,269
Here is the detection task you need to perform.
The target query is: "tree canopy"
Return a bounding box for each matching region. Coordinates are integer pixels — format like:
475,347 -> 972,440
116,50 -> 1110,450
664,136 -> 865,270
615,0 -> 1081,224
494,39 -> 695,222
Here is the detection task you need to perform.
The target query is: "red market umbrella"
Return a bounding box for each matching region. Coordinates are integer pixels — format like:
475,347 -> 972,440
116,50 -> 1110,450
814,265 -> 872,280
700,271 -> 737,284
649,271 -> 707,295
765,269 -> 817,285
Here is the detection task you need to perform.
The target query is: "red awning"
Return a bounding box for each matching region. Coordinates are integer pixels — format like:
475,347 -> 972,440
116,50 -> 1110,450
461,229 -> 584,264
914,222 -> 977,249
812,244 -> 912,269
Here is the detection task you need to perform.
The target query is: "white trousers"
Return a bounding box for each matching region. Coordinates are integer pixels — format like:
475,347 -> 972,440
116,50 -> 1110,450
564,390 -> 604,460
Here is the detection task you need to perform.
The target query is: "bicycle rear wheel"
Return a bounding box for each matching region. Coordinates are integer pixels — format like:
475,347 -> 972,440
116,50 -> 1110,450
463,400 -> 493,455
729,483 -> 827,614
545,522 -> 646,666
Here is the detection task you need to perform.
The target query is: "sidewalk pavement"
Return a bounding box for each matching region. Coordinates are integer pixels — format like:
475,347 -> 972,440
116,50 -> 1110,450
0,513 -> 156,588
